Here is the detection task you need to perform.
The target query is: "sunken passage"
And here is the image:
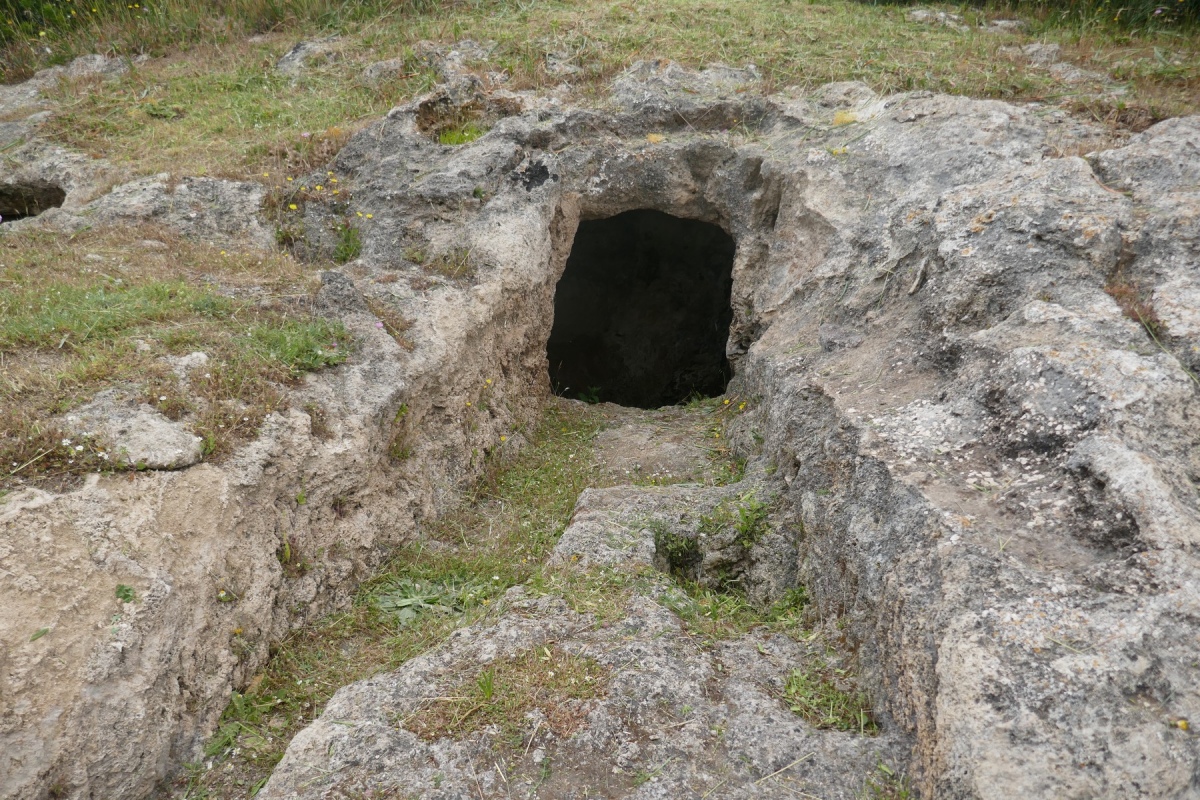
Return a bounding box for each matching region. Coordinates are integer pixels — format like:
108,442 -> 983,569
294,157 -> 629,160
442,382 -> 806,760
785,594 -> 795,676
547,209 -> 736,409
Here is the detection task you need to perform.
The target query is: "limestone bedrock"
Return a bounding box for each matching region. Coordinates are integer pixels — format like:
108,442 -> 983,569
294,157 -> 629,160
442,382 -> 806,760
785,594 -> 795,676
1,48 -> 1198,800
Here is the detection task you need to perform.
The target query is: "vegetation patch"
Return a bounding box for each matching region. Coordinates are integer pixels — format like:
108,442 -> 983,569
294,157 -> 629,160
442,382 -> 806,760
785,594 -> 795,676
370,576 -> 493,626
427,246 -> 478,282
694,394 -> 751,485
438,120 -> 487,146
659,580 -> 809,641
652,522 -> 703,582
0,225 -> 347,490
699,489 -> 772,549
784,661 -> 876,734
408,646 -> 607,744
332,220 -> 361,264
865,761 -> 914,799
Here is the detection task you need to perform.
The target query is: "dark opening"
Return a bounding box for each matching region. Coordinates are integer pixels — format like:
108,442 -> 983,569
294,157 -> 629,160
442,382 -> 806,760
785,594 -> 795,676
548,209 -> 736,409
0,181 -> 66,223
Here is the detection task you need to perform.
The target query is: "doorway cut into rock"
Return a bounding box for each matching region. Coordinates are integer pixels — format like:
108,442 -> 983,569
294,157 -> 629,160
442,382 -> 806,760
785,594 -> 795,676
547,209 -> 736,409
0,181 -> 65,223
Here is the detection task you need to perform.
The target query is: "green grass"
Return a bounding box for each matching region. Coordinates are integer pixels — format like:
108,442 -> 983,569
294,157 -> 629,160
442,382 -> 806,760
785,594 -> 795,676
438,121 -> 487,146
331,221 -> 361,264
698,489 -> 772,549
0,280 -> 230,349
659,580 -> 810,641
0,0 -> 446,77
39,53 -> 419,179
785,662 -> 877,733
864,761 -> 914,799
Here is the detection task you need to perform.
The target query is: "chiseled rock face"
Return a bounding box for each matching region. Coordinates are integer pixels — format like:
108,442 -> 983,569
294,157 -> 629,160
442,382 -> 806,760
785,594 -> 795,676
3,50 -> 1199,800
266,61 -> 1197,799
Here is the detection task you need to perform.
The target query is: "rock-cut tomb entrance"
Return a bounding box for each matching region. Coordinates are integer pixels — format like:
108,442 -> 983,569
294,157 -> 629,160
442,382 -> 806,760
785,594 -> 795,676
546,208 -> 736,408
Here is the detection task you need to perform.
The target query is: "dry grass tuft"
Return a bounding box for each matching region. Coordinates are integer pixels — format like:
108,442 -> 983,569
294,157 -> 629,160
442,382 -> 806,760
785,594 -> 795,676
1104,277 -> 1164,337
428,246 -> 478,282
408,646 -> 607,744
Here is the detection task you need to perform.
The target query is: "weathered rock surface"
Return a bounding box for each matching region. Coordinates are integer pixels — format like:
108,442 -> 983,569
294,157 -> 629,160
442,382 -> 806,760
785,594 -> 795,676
0,53 -> 570,797
362,56 -> 407,85
259,416 -> 899,799
2,43 -> 1199,800
63,390 -> 204,469
0,55 -> 132,215
906,8 -> 969,31
276,37 -> 342,76
592,407 -> 716,485
18,173 -> 275,247
0,56 -> 268,243
265,59 -> 1197,799
261,588 -> 901,800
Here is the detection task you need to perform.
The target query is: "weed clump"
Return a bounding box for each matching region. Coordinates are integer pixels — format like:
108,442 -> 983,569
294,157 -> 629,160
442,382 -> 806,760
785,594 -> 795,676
438,121 -> 487,146
370,577 -> 493,626
428,247 -> 477,282
699,489 -> 771,549
652,523 -> 703,581
784,663 -> 876,734
332,221 -> 362,264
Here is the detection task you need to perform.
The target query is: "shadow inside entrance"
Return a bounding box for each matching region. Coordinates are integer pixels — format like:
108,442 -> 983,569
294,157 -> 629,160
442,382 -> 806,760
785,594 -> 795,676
548,209 -> 736,409
0,181 -> 65,223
